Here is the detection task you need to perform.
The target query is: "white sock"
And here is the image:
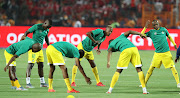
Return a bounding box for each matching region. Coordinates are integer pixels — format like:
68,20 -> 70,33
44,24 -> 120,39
108,87 -> 113,92
40,77 -> 45,83
142,87 -> 147,92
26,77 -> 30,84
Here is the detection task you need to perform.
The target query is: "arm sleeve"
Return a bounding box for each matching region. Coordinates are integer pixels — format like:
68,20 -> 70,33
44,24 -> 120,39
28,24 -> 37,33
168,35 -> 176,46
141,27 -> 147,35
164,28 -> 170,36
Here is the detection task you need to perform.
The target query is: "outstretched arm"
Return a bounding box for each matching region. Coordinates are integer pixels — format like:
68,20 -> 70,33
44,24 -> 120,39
124,30 -> 147,39
141,20 -> 150,35
107,48 -> 112,68
96,43 -> 101,55
75,58 -> 91,84
20,30 -> 31,41
4,54 -> 18,72
167,35 -> 177,49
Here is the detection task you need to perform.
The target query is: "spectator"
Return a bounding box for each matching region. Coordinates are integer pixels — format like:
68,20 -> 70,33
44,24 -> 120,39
154,0 -> 163,13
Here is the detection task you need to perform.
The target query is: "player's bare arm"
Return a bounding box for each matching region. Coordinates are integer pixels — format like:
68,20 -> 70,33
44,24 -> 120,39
141,20 -> 150,35
124,30 -> 147,39
20,30 -> 31,41
75,58 -> 91,84
107,48 -> 112,68
96,43 -> 101,55
4,54 -> 18,72
86,31 -> 100,45
45,35 -> 50,46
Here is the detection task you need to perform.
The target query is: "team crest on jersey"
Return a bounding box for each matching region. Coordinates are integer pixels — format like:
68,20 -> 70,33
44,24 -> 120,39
154,32 -> 157,35
99,37 -> 102,39
162,31 -> 164,34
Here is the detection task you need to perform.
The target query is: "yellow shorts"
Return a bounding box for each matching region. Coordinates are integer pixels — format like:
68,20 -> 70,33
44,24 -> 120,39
117,47 -> 142,69
28,49 -> 44,63
151,51 -> 174,68
46,45 -> 65,65
4,50 -> 16,66
77,42 -> 94,61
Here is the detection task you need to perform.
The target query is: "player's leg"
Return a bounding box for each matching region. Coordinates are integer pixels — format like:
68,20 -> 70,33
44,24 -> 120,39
71,60 -> 82,86
10,66 -> 27,91
26,63 -> 35,88
107,48 -> 131,93
9,66 -> 17,89
59,65 -> 80,93
162,51 -> 180,87
48,64 -> 56,92
71,42 -> 84,86
170,67 -> 180,88
8,67 -> 15,89
26,49 -> 38,88
88,59 -> 104,86
46,46 -> 55,92
4,50 -> 27,90
86,51 -> 105,86
144,66 -> 155,84
106,69 -> 122,93
37,50 -> 48,87
136,67 -> 148,94
144,52 -> 161,85
37,62 -> 48,87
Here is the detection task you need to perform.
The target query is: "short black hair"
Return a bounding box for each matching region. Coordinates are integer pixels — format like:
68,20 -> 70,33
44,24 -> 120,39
109,39 -> 114,44
45,19 -> 52,25
79,49 -> 85,58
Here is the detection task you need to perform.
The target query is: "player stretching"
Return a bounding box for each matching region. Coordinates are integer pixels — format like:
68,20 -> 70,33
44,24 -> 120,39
71,25 -> 113,86
46,42 -> 91,93
20,19 -> 52,88
4,37 -> 41,90
106,31 -> 149,94
140,20 -> 180,88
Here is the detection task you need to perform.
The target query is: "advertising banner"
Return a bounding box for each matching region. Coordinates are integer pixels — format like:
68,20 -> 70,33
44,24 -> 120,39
0,26 -> 179,50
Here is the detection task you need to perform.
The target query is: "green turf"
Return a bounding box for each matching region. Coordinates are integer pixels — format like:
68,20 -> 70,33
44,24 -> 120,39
0,49 -> 180,98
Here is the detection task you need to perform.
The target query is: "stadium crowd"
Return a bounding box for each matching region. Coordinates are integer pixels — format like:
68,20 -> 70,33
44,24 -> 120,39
0,0 -> 179,28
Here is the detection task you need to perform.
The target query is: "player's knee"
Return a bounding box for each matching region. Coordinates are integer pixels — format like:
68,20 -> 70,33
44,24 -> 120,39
88,60 -> 96,68
116,69 -> 123,73
136,67 -> 142,72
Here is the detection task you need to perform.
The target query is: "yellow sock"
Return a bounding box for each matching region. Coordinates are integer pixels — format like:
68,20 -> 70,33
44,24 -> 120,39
110,72 -> 120,88
14,79 -> 21,88
48,78 -> 53,89
64,78 -> 73,91
11,80 -> 15,86
171,67 -> 179,84
92,67 -> 100,83
71,65 -> 78,83
138,71 -> 146,88
145,66 -> 154,84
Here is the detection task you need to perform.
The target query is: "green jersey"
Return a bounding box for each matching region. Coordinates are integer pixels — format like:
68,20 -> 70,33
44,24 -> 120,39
82,29 -> 106,52
146,27 -> 170,53
28,23 -> 49,48
51,42 -> 80,58
108,34 -> 136,52
6,37 -> 35,56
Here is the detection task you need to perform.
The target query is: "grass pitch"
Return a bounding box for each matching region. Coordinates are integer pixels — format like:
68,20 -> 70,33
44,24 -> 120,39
0,49 -> 180,98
